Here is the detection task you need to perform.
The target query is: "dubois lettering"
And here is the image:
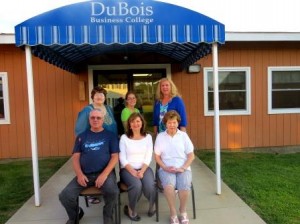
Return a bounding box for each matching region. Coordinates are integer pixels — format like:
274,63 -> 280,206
91,2 -> 153,16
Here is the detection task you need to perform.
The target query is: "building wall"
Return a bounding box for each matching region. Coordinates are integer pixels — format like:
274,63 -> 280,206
173,42 -> 300,150
1,42 -> 300,159
0,45 -> 86,159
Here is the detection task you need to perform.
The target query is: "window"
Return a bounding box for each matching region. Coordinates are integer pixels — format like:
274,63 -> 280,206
0,72 -> 10,124
204,67 -> 251,116
268,67 -> 300,114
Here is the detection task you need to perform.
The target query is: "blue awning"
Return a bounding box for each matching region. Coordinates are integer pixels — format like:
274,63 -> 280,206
15,0 -> 225,72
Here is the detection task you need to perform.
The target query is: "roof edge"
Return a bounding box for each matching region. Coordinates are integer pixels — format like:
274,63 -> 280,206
0,33 -> 15,44
226,32 -> 300,41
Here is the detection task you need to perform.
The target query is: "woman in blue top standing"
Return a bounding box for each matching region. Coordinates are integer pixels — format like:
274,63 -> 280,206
75,86 -> 118,136
153,78 -> 187,135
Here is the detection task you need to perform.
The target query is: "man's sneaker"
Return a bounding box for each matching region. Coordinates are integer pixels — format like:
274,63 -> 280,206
79,207 -> 84,220
65,208 -> 84,224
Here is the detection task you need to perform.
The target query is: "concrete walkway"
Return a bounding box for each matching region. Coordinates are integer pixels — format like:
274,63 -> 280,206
6,157 -> 266,224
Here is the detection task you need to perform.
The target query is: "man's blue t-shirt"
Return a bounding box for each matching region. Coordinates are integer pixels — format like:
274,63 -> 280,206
73,129 -> 119,174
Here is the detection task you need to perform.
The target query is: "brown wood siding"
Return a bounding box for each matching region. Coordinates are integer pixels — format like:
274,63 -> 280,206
0,45 -> 83,159
172,42 -> 300,150
0,46 -> 31,158
1,41 -> 300,158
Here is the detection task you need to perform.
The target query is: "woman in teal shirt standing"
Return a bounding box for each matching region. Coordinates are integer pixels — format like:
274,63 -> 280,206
75,86 -> 118,136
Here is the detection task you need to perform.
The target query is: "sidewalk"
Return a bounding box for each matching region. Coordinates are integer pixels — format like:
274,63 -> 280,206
6,157 -> 266,224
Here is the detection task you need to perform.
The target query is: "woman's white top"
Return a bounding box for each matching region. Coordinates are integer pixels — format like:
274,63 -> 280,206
154,129 -> 194,170
119,133 -> 153,169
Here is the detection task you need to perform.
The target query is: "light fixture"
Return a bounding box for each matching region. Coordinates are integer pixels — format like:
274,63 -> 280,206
133,73 -> 152,77
187,64 -> 201,73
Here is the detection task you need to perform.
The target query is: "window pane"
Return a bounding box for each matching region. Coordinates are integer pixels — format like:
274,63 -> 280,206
0,77 -> 4,118
272,71 -> 300,89
219,72 -> 246,90
272,90 -> 300,108
208,92 -> 246,110
0,99 -> 4,118
207,70 -> 247,111
272,70 -> 300,109
207,71 -> 246,91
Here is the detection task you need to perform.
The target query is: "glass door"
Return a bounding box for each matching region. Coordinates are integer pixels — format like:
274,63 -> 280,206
93,69 -> 166,130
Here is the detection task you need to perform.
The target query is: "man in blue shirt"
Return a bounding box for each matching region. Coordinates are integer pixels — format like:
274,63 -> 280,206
59,109 -> 119,224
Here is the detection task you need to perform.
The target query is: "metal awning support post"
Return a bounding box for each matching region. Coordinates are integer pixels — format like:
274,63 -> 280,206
212,43 -> 221,195
25,46 -> 41,206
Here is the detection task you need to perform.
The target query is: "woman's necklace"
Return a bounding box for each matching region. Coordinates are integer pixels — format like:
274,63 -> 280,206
161,96 -> 171,106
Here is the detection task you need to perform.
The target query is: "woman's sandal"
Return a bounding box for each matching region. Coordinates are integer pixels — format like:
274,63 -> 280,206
170,216 -> 179,224
178,214 -> 189,224
124,205 -> 141,221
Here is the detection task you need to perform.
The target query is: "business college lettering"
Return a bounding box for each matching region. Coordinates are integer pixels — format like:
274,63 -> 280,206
90,1 -> 154,25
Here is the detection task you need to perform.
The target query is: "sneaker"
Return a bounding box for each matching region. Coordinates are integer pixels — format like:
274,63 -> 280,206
178,213 -> 189,224
65,208 -> 84,224
170,216 -> 179,224
78,207 -> 84,220
88,196 -> 101,204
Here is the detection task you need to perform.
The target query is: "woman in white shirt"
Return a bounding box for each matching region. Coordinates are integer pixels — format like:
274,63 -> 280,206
119,112 -> 156,221
154,110 -> 195,224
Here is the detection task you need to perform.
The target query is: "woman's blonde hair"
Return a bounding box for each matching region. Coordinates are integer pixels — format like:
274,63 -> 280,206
155,78 -> 181,100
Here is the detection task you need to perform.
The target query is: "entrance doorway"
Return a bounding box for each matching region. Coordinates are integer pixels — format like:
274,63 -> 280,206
93,69 -> 166,130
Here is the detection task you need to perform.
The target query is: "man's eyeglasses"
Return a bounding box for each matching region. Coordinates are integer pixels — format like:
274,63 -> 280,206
90,116 -> 102,120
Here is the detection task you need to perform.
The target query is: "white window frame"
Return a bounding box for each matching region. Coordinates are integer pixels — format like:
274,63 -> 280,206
204,67 -> 251,116
0,72 -> 10,124
268,66 -> 300,114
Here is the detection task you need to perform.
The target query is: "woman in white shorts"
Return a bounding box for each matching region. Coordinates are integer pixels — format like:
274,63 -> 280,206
154,110 -> 195,224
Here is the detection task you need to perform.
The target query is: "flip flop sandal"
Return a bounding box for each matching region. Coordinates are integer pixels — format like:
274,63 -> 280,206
179,214 -> 189,224
170,216 -> 179,224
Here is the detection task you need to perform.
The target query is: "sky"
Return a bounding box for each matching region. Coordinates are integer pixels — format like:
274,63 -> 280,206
1,0 -> 300,33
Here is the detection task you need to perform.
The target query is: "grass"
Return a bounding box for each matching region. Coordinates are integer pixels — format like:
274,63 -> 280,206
1,153 -> 299,224
0,157 -> 69,224
195,151 -> 300,224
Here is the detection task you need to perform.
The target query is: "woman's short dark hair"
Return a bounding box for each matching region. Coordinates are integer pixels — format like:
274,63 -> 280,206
91,86 -> 107,100
126,112 -> 147,138
163,110 -> 181,125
